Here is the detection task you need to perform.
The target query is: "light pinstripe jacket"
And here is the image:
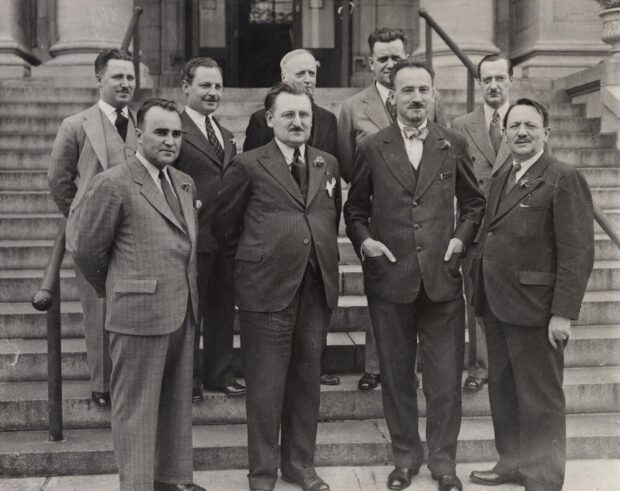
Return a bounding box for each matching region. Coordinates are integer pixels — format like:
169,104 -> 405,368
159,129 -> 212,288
74,157 -> 199,335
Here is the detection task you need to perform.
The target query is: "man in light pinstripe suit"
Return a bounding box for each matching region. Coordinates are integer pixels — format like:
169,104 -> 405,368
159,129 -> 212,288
74,98 -> 205,491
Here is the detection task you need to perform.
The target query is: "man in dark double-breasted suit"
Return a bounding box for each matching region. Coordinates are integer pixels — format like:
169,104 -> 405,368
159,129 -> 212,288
213,82 -> 341,491
174,57 -> 244,401
469,99 -> 594,491
344,60 -> 485,491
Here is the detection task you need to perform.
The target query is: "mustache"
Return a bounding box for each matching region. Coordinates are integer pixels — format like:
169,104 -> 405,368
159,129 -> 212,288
203,96 -> 220,102
407,102 -> 426,109
289,125 -> 305,131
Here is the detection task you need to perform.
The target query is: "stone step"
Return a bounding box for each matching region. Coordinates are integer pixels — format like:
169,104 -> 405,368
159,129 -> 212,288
0,170 -> 48,191
554,148 -> 620,167
1,324 -> 617,383
1,366 -> 618,432
548,132 -> 616,149
591,188 -> 620,209
580,167 -> 620,188
0,88 -> 98,102
0,191 -> 58,214
1,413 -> 618,477
0,213 -> 63,240
0,301 -> 83,340
0,149 -> 51,169
594,210 -> 620,233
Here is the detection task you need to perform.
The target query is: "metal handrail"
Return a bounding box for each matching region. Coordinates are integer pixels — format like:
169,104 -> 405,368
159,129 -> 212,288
120,6 -> 143,90
594,206 -> 620,249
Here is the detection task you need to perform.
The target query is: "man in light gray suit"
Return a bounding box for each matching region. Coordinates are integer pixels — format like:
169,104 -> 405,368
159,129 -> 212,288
452,53 -> 512,392
48,48 -> 137,407
74,98 -> 204,491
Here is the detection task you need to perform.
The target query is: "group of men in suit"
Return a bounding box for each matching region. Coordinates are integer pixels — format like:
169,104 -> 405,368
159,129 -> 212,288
47,22 -> 595,491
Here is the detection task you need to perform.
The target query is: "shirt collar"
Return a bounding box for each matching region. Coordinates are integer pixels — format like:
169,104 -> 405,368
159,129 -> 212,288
274,138 -> 305,165
375,81 -> 392,105
483,101 -> 510,127
98,99 -> 128,118
136,151 -> 167,182
185,105 -> 214,128
514,149 -> 544,174
397,118 -> 428,135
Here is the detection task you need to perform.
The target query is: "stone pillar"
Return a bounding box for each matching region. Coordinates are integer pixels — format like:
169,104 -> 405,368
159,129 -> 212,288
33,0 -> 150,86
0,0 -> 39,78
414,0 -> 499,89
511,0 -> 609,78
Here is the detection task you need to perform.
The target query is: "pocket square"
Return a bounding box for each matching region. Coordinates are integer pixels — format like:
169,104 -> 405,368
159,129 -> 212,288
194,199 -> 203,210
325,177 -> 337,198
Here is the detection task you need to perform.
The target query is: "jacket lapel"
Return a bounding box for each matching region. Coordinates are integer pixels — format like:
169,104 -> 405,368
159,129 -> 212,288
170,167 -> 196,240
377,124 -> 416,196
258,140 -> 305,207
490,152 -> 552,226
465,107 -> 496,166
82,104 -> 108,169
181,111 -> 223,167
306,146 -> 328,207
125,110 -> 138,157
492,139 -> 512,175
413,122 -> 447,200
363,85 -> 392,130
215,118 -> 235,167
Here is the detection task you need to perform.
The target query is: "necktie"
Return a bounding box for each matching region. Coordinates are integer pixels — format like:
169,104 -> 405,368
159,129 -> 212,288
291,148 -> 307,199
402,125 -> 428,142
386,90 -> 397,122
205,116 -> 225,163
489,110 -> 502,153
114,108 -> 128,142
504,161 -> 522,196
158,170 -> 186,230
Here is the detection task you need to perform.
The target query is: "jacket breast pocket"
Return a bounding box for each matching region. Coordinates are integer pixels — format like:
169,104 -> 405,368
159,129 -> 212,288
518,271 -> 556,286
113,278 -> 158,294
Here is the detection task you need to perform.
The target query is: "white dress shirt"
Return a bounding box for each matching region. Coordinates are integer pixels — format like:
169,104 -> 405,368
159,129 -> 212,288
136,151 -> 177,198
275,138 -> 306,169
375,82 -> 392,106
483,101 -> 509,132
515,149 -> 544,182
98,99 -> 128,126
398,118 -> 428,170
185,105 -> 224,148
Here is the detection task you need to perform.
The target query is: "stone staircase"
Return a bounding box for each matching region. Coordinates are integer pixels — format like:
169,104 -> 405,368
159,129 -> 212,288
0,83 -> 619,477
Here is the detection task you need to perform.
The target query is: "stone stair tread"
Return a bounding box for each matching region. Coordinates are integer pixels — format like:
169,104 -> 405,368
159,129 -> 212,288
0,239 -> 54,247
0,301 -> 80,315
0,268 -> 75,279
0,212 -> 61,218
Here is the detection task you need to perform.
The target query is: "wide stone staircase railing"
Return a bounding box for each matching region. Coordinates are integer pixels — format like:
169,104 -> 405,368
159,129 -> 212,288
0,82 -> 618,476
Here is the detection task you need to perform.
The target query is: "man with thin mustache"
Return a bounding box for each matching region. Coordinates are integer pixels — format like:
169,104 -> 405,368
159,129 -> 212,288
174,57 -> 244,402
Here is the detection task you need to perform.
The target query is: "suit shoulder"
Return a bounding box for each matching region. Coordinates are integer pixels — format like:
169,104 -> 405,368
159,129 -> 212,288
451,112 -> 473,129
249,108 -> 267,123
168,166 -> 196,185
314,104 -> 336,121
58,108 -> 90,132
340,87 -> 368,110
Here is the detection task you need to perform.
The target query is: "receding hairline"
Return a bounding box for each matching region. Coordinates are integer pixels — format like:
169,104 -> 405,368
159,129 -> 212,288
280,49 -> 317,71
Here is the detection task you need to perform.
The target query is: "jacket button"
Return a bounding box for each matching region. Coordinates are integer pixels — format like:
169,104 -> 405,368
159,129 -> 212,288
413,224 -> 420,230
303,238 -> 310,245
416,246 -> 422,252
177,243 -> 183,248
412,201 -> 418,207
487,232 -> 493,237
478,179 -> 485,185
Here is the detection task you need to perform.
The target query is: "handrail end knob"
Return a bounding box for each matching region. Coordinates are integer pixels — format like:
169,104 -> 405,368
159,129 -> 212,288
32,290 -> 54,311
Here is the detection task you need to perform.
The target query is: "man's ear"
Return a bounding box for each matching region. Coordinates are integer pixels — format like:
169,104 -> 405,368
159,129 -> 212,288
265,110 -> 274,128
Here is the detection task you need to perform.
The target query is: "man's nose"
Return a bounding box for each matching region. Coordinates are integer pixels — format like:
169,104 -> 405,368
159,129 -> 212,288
386,58 -> 396,69
489,78 -> 499,89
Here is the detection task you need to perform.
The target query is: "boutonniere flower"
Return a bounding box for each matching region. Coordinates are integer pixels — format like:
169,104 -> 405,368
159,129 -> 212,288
520,176 -> 543,189
181,183 -> 192,192
313,156 -> 325,168
440,139 -> 451,150
194,199 -> 202,210
325,177 -> 337,198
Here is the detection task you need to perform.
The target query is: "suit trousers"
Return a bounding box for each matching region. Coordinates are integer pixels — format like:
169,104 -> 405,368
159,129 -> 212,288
73,264 -> 111,392
368,284 -> 464,475
461,249 -> 488,379
194,250 -> 236,388
109,306 -> 195,491
482,300 -> 565,491
240,264 -> 331,491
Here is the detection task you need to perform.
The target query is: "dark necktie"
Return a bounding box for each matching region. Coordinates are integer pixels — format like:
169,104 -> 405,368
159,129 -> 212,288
205,116 -> 225,163
385,90 -> 397,122
291,148 -> 307,199
114,108 -> 128,142
504,161 -> 522,196
158,170 -> 186,230
489,109 -> 502,154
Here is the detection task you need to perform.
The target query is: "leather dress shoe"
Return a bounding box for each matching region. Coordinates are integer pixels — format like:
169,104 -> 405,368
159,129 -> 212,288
192,387 -> 203,403
206,381 -> 246,397
435,474 -> 462,491
387,466 -> 419,490
470,469 -> 523,486
281,473 -> 330,491
463,376 -> 487,392
320,373 -> 341,385
358,372 -> 380,391
91,391 -> 110,407
153,481 -> 206,491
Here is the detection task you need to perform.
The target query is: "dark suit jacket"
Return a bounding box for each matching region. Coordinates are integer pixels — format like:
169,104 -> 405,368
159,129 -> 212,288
212,140 -> 341,312
74,157 -> 199,335
174,110 -> 236,252
243,103 -> 338,158
473,151 -> 594,326
344,121 -> 486,304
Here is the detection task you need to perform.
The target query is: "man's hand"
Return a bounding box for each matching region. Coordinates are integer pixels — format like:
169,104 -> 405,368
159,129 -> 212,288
361,238 -> 396,262
548,315 -> 571,349
444,238 -> 464,261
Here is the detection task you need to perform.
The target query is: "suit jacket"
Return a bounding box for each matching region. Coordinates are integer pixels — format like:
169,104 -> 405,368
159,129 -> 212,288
473,151 -> 594,326
243,103 -> 338,158
73,157 -> 199,336
344,121 -> 486,304
174,110 -> 236,252
212,140 -> 342,312
47,103 -> 137,252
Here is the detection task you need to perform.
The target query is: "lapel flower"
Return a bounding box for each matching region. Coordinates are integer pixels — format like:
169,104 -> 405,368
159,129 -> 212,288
325,177 -> 337,198
519,176 -> 543,189
194,199 -> 202,210
181,182 -> 192,192
440,139 -> 451,150
313,156 -> 325,168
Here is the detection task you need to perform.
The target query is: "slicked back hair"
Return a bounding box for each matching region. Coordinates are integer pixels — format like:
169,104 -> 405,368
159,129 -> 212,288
368,27 -> 408,55
389,59 -> 434,87
180,57 -> 223,85
136,98 -> 179,129
280,49 -> 317,71
264,82 -> 313,112
504,98 -> 549,128
477,53 -> 513,80
94,49 -> 132,77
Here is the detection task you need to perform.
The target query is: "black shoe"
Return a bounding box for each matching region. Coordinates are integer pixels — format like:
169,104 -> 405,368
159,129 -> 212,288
358,372 -> 380,391
206,381 -> 246,397
154,482 -> 206,491
320,374 -> 341,385
192,387 -> 203,403
470,469 -> 523,486
387,466 -> 419,490
463,376 -> 487,392
435,474 -> 462,491
281,473 -> 329,491
91,391 -> 110,407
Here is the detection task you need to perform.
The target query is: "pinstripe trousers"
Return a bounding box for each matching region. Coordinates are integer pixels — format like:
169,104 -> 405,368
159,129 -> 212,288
108,306 -> 195,491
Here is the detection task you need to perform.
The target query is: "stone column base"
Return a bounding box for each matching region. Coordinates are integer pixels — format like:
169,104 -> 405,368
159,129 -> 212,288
0,52 -> 31,78
516,50 -> 609,79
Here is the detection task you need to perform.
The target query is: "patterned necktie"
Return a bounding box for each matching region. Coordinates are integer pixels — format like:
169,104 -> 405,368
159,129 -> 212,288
489,109 -> 502,153
291,148 -> 307,199
158,169 -> 186,230
386,90 -> 397,122
114,108 -> 128,142
504,161 -> 522,196
402,125 -> 428,142
205,116 -> 225,163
